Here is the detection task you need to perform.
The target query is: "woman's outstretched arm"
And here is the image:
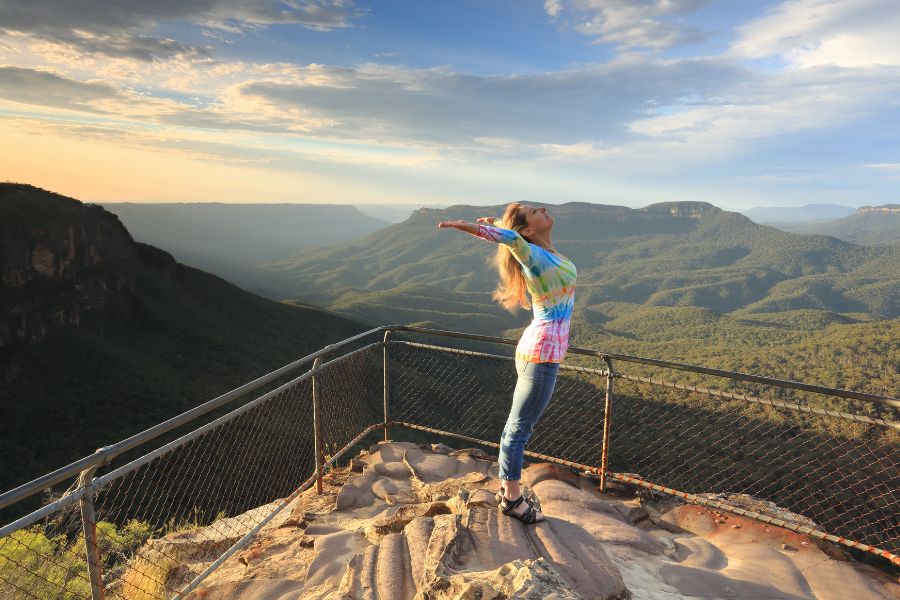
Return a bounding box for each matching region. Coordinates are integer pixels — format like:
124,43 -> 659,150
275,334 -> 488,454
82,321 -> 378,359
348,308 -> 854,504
437,219 -> 480,235
438,219 -> 533,268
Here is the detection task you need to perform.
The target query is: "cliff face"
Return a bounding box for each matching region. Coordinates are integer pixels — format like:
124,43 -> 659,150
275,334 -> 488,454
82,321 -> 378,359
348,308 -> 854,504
858,205 -> 900,213
0,183 -> 174,347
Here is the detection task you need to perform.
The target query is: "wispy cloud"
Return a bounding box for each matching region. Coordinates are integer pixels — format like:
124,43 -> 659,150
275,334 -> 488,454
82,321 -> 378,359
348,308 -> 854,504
0,1 -> 366,62
864,162 -> 900,170
732,0 -> 900,67
0,66 -> 119,111
544,0 -> 710,50
2,1 -> 899,207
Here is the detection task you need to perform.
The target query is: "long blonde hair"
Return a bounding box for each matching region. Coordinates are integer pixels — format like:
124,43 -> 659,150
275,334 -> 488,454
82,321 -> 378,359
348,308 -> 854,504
491,202 -> 532,312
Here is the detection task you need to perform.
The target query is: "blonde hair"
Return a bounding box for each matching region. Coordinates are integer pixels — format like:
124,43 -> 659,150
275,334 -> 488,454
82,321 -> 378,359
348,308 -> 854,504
491,202 -> 532,312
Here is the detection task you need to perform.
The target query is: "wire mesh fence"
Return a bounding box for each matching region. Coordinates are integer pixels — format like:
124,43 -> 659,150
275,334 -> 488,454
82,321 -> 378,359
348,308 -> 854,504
0,340 -> 385,599
608,371 -> 899,557
388,341 -> 610,470
387,335 -> 898,563
2,326 -> 898,599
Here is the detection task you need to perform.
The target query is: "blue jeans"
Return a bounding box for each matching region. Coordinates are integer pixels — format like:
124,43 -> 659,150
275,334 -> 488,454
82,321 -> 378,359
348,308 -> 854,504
497,358 -> 560,481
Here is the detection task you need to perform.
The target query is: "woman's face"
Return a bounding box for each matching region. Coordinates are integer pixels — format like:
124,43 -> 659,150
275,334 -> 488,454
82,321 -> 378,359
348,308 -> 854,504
519,204 -> 553,235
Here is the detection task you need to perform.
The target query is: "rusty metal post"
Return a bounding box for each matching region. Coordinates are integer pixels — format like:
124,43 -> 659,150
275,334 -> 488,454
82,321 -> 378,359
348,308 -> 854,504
383,330 -> 392,442
78,461 -> 105,600
311,357 -> 325,494
599,356 -> 614,494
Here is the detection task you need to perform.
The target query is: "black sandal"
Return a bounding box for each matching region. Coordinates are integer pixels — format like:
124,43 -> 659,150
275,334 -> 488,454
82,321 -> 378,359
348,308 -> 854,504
500,495 -> 545,524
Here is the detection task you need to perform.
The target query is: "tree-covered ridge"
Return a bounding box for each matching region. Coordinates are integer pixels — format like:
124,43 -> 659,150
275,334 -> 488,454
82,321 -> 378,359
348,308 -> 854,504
257,200 -> 898,423
257,201 -> 899,322
778,209 -> 900,245
0,184 -> 368,495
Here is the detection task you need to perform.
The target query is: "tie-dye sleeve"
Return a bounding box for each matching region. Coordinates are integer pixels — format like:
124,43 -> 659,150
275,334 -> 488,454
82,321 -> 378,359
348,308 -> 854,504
476,224 -> 533,269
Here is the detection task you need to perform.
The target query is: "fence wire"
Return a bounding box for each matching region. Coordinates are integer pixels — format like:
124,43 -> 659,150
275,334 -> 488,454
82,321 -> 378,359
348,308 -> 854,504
389,342 -> 609,469
608,372 -> 899,557
2,332 -> 898,600
0,344 -> 384,599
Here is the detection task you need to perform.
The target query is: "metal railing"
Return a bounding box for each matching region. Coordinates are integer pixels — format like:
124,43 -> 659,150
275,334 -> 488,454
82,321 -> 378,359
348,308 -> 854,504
1,325 -> 897,598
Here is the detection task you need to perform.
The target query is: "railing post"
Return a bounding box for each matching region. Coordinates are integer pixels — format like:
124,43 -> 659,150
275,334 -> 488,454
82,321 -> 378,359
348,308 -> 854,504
78,459 -> 105,600
383,330 -> 392,442
311,357 -> 325,494
599,356 -> 614,494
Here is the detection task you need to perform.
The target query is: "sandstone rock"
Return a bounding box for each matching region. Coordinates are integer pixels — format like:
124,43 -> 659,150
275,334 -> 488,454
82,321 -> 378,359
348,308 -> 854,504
165,442 -> 898,600
431,557 -> 583,599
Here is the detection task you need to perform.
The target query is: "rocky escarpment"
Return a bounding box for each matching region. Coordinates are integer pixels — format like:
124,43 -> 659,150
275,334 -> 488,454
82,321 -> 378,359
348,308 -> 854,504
858,204 -> 900,213
141,441 -> 900,600
0,183 -> 175,347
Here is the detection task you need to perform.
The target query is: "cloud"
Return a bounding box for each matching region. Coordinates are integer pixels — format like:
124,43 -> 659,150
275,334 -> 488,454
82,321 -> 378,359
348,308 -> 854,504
628,63 -> 900,154
0,114 -> 436,172
864,163 -> 900,170
544,0 -> 709,50
231,56 -> 746,150
732,0 -> 900,68
0,1 -> 365,61
0,66 -> 118,111
0,1 -> 365,33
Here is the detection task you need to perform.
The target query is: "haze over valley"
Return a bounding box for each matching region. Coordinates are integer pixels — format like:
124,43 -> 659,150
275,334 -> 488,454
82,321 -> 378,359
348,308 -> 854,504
3,184 -> 896,498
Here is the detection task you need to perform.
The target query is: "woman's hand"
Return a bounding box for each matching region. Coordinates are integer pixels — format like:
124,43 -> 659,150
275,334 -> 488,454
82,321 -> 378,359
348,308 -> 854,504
476,217 -> 498,225
438,220 -> 479,235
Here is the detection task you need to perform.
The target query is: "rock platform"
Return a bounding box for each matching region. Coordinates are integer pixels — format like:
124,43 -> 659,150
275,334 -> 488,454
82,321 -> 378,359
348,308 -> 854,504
178,441 -> 898,600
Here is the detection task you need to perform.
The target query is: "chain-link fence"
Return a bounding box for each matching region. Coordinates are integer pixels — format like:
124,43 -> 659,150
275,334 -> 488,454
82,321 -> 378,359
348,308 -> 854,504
387,330 -> 899,566
2,325 -> 898,599
0,329 -> 386,600
607,369 -> 899,560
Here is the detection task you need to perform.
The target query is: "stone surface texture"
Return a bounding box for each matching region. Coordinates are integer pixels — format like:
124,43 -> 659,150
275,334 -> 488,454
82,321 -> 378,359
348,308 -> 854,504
172,441 -> 899,600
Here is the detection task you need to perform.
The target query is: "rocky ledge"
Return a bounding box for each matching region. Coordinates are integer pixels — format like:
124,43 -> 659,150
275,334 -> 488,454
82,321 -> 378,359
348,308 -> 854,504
166,441 -> 897,600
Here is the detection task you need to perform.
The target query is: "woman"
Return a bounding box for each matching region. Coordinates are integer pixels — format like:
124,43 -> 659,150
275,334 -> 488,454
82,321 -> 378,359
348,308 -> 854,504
438,202 -> 576,524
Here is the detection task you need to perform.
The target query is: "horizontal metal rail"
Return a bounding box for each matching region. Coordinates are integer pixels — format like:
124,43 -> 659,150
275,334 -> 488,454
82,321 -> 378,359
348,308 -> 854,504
0,343 -> 386,534
616,373 -> 900,431
392,340 -> 611,377
390,326 -> 899,408
609,474 -> 900,567
6,324 -> 893,511
391,339 -> 897,429
0,327 -> 388,510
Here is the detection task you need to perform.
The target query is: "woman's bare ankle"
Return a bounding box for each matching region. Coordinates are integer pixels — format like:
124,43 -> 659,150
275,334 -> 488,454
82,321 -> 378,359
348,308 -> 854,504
503,480 -> 521,500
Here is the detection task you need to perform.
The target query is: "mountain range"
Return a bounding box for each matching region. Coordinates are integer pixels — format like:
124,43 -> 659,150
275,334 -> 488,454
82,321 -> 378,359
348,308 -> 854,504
2,184 -> 897,497
776,206 -> 900,245
0,184 -> 367,497
253,201 -> 900,324
743,204 -> 857,224
248,200 -> 899,412
100,202 -> 391,296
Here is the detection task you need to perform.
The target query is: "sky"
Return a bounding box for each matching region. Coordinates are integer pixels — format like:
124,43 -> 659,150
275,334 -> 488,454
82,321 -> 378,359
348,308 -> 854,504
1,0 -> 899,210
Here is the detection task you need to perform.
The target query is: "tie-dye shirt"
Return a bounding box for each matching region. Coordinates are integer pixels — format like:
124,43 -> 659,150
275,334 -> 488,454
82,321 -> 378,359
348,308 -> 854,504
476,224 -> 577,363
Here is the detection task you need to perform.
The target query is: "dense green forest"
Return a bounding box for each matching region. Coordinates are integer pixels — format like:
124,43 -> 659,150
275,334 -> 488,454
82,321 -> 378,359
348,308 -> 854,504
1,185 -> 895,559
777,207 -> 900,245
242,200 -> 897,406
0,185 -> 369,500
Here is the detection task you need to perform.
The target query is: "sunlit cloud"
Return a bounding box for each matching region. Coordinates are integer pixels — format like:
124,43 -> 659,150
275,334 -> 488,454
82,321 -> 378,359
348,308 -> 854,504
544,0 -> 710,49
1,1 -> 899,208
0,1 -> 366,49
732,0 -> 900,68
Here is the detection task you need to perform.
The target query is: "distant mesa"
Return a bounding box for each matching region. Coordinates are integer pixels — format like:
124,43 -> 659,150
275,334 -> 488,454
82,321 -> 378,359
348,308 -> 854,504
742,204 -> 857,225
858,204 -> 900,213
